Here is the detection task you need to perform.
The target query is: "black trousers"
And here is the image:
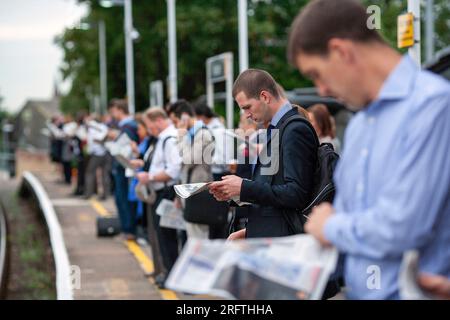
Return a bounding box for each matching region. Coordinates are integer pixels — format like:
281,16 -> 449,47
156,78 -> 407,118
210,172 -> 231,239
75,156 -> 86,194
151,187 -> 182,273
62,161 -> 72,184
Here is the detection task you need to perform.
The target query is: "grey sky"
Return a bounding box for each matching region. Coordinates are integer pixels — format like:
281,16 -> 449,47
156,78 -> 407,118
0,0 -> 87,113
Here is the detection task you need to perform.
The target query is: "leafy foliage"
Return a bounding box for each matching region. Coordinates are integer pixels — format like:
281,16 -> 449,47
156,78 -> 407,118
55,0 -> 449,115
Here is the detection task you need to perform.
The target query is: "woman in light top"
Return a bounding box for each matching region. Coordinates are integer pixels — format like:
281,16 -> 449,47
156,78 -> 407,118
308,104 -> 341,153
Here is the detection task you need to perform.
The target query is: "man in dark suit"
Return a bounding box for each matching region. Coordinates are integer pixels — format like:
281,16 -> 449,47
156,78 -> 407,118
209,69 -> 318,239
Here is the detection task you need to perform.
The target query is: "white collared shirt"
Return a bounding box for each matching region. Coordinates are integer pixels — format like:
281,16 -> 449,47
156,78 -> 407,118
207,118 -> 234,174
148,124 -> 182,190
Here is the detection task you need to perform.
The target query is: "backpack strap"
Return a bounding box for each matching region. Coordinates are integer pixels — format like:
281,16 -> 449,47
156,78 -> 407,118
161,135 -> 177,187
271,113 -> 319,185
186,126 -> 215,183
116,122 -> 139,144
271,113 -> 319,234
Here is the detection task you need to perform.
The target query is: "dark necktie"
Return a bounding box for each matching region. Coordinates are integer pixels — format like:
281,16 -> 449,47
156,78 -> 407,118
252,124 -> 275,175
267,124 -> 275,142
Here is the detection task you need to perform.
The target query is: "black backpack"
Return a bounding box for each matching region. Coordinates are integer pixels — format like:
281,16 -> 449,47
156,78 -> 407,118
276,114 -> 340,233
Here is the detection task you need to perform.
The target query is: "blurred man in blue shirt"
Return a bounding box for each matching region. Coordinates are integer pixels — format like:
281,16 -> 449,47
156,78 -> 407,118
288,0 -> 450,299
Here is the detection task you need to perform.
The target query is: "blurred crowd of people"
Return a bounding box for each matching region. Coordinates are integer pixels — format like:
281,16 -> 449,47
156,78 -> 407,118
47,95 -> 340,289
45,0 -> 449,300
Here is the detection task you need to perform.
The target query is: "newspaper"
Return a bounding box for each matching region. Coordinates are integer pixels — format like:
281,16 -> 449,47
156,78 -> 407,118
174,183 -> 251,206
105,133 -> 134,171
105,132 -> 132,156
231,196 -> 252,207
174,182 -> 212,199
399,250 -> 432,300
156,199 -> 186,230
46,122 -> 66,139
166,234 -> 338,300
63,121 -> 78,137
86,120 -> 109,142
75,125 -> 87,141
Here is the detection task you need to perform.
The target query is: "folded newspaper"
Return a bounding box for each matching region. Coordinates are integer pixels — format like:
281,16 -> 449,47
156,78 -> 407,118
46,122 -> 66,139
174,182 -> 212,199
105,133 -> 134,171
166,234 -> 338,300
75,125 -> 87,141
87,120 -> 108,141
174,182 -> 251,206
156,199 -> 186,230
63,121 -> 78,137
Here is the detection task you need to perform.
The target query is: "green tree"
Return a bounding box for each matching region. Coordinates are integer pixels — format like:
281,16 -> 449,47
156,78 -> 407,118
55,0 -> 310,115
364,0 -> 450,58
56,0 -> 449,116
0,90 -> 10,123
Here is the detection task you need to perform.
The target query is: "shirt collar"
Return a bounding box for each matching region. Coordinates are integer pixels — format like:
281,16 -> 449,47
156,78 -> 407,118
118,116 -> 133,127
158,124 -> 175,139
271,101 -> 292,127
188,120 -> 204,140
207,118 -> 223,129
376,54 -> 418,102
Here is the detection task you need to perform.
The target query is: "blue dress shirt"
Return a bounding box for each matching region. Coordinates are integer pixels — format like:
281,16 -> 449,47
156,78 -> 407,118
324,55 -> 450,299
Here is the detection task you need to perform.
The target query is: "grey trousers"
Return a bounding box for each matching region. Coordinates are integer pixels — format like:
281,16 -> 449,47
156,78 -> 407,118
84,154 -> 111,197
145,203 -> 166,276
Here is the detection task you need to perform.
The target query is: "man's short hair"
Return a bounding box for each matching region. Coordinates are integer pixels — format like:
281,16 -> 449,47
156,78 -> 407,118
171,99 -> 195,118
232,69 -> 281,100
145,107 -> 168,121
287,0 -> 385,63
194,103 -> 216,119
108,98 -> 129,114
276,82 -> 287,99
134,112 -> 146,127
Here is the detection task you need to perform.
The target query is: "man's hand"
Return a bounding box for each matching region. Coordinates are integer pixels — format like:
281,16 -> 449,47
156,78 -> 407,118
129,159 -> 145,169
130,141 -> 139,154
208,175 -> 243,201
418,273 -> 450,300
227,228 -> 246,241
304,202 -> 334,246
107,129 -> 118,140
136,172 -> 151,184
174,197 -> 182,209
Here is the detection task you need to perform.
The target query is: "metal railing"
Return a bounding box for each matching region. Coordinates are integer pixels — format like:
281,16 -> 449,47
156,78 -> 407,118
20,172 -> 73,300
0,201 -> 9,298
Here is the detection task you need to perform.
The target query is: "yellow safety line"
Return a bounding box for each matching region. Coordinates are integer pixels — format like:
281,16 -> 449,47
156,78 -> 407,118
158,288 -> 179,300
89,198 -> 111,217
125,239 -> 154,274
125,240 -> 179,300
89,199 -> 178,300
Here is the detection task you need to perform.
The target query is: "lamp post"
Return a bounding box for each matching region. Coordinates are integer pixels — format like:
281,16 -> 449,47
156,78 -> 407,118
167,0 -> 178,103
100,0 -> 137,115
123,0 -> 135,115
98,20 -> 107,115
425,0 -> 435,62
408,0 -> 421,65
76,20 -> 107,115
238,0 -> 249,73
